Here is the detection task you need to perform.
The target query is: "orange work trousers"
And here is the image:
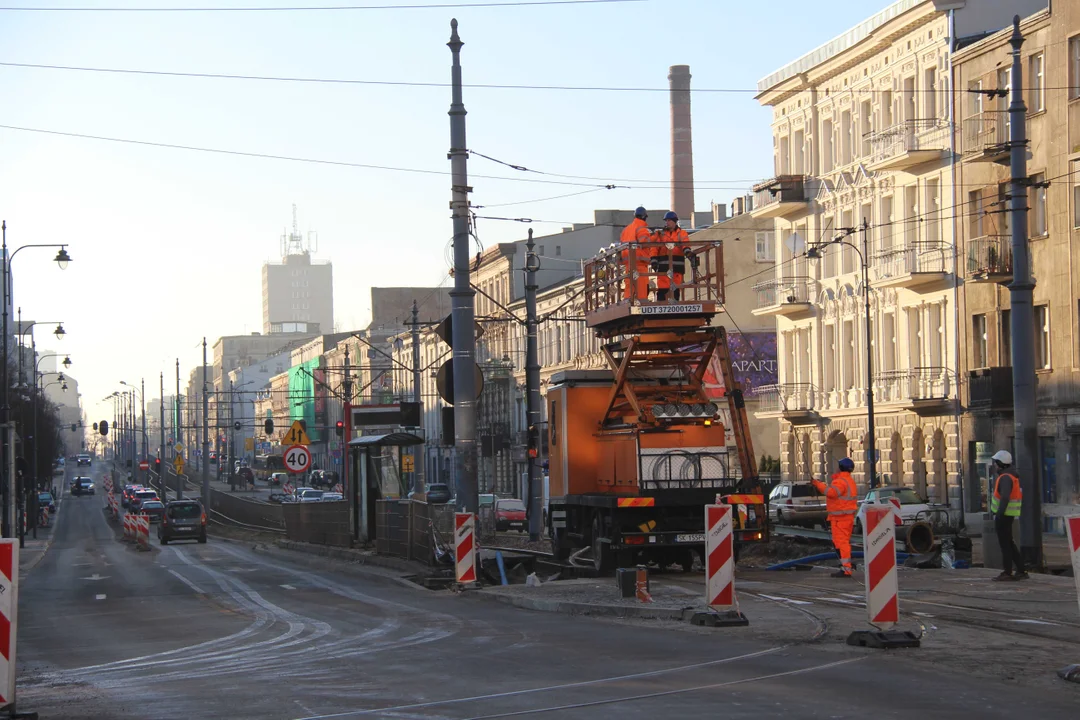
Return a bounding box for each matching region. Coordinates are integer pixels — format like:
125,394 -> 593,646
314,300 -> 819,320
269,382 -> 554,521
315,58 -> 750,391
623,261 -> 650,301
829,514 -> 855,575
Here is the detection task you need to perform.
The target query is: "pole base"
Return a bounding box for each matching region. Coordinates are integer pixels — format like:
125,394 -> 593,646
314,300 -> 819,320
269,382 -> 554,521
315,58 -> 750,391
846,629 -> 921,649
1058,664 -> 1080,683
690,610 -> 749,628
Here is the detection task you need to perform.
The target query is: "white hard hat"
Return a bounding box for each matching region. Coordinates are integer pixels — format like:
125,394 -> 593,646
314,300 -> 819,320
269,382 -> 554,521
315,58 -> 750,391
991,450 -> 1013,465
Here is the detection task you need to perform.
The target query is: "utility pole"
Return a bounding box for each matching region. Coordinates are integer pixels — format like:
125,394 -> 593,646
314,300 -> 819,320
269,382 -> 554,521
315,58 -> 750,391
411,299 -> 425,495
159,372 -> 165,483
1006,17 -> 1041,568
861,218 -> 878,490
141,377 -> 147,485
176,358 -> 183,499
447,18 -> 478,513
343,343 -> 352,499
202,338 -> 210,509
525,229 -> 543,540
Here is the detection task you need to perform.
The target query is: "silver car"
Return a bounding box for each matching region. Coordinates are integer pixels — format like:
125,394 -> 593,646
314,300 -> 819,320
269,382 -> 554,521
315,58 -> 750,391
768,481 -> 826,528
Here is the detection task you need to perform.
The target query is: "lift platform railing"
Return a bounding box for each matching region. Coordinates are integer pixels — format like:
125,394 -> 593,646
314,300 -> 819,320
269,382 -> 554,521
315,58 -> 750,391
583,239 -> 726,315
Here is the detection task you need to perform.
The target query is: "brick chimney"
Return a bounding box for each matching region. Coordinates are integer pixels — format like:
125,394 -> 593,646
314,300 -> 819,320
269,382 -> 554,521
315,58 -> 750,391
668,65 -> 694,222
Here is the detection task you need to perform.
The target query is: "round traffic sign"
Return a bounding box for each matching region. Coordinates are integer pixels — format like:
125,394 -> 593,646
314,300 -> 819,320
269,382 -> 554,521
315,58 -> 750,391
138,460 -> 149,471
283,444 -> 312,474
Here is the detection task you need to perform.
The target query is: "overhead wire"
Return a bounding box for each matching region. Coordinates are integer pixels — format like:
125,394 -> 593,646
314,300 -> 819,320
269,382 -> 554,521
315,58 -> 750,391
0,0 -> 642,11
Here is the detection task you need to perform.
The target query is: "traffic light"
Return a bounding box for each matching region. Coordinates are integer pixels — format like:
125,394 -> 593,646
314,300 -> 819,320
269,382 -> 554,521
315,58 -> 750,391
70,423 -> 77,432
527,424 -> 539,459
93,422 -> 98,432
335,420 -> 344,437
154,457 -> 161,472
264,418 -> 274,435
99,420 -> 109,436
233,421 -> 242,431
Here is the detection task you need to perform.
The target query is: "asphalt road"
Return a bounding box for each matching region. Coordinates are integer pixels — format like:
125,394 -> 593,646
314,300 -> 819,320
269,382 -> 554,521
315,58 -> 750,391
14,464 -> 1080,719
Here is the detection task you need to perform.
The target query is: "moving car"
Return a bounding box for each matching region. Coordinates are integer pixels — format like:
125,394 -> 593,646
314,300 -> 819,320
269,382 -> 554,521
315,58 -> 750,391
121,484 -> 143,508
495,498 -> 527,532
268,472 -> 288,486
70,477 -> 95,496
768,480 -> 826,528
158,499 -> 207,544
130,489 -> 161,512
76,453 -> 91,467
425,483 -> 452,505
140,500 -> 165,523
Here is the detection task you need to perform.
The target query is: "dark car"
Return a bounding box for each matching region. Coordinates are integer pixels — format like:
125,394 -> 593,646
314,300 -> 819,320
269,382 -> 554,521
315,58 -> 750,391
38,492 -> 56,513
425,483 -> 452,504
495,498 -> 527,532
141,500 -> 165,523
70,477 -> 95,496
121,484 -> 143,508
130,489 -> 160,513
158,500 -> 207,545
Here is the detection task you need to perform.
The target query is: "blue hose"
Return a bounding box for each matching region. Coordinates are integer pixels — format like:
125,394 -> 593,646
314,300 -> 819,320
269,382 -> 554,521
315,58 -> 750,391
766,551 -> 911,571
495,551 -> 509,585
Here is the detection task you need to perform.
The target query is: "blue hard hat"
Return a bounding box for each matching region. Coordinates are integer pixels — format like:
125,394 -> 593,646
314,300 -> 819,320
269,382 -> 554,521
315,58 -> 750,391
838,457 -> 855,472
634,206 -> 648,219
663,211 -> 678,222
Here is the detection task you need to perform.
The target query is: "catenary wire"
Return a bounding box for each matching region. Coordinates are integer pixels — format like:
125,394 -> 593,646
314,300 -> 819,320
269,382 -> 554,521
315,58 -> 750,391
0,0 -> 642,11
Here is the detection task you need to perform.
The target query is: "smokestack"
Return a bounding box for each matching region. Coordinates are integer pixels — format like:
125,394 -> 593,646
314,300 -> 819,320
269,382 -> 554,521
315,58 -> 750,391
669,64 -> 694,222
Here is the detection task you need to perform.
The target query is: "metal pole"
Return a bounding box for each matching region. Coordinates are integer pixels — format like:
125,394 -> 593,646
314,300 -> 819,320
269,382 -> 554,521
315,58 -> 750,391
176,358 -> 183,499
141,378 -> 147,485
160,372 -> 165,485
202,338 -> 210,509
343,343 -> 352,508
1006,17 -> 1041,568
525,229 -> 543,540
411,299 -> 425,494
447,19 -> 478,514
2,220 -> 10,538
862,219 -> 878,490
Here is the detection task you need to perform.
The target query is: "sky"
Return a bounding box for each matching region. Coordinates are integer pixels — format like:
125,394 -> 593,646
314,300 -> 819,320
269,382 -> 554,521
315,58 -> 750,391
0,0 -> 890,431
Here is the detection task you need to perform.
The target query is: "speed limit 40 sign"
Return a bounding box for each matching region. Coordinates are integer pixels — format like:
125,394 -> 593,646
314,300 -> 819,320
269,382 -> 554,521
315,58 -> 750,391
283,444 -> 312,474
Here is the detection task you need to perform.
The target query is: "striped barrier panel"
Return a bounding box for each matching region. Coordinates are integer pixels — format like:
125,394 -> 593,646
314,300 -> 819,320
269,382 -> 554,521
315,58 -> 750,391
0,540 -> 20,707
862,503 -> 899,630
455,513 -> 476,584
137,515 -> 150,549
705,504 -> 735,611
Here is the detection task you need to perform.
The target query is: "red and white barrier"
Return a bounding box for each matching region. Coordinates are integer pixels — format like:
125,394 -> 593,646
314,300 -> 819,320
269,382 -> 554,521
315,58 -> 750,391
283,482 -> 294,495
0,540 -> 21,707
136,514 -> 150,549
455,512 -> 476,584
1067,516 -> 1080,617
332,483 -> 343,494
862,503 -> 900,630
123,513 -> 133,540
705,504 -> 736,611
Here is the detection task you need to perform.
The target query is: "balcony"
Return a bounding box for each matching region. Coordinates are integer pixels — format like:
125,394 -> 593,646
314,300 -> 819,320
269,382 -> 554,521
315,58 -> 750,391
753,383 -> 818,422
751,277 -> 815,319
750,175 -> 809,219
874,367 -> 952,412
969,367 -> 1013,413
962,111 -> 1010,164
872,242 -> 953,290
866,119 -> 952,171
966,235 -> 1013,284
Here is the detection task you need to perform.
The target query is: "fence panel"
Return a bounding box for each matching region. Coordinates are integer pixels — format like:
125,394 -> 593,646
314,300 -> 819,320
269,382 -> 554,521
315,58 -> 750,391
282,502 -> 350,547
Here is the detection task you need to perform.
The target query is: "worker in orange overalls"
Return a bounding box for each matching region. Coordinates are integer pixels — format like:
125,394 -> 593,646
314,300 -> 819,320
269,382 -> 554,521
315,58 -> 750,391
813,457 -> 859,578
620,207 -> 653,301
652,211 -> 690,301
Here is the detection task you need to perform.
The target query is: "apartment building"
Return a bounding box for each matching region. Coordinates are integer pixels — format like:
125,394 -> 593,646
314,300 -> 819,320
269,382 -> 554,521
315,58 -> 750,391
753,0 -> 1044,505
955,4 -> 1080,520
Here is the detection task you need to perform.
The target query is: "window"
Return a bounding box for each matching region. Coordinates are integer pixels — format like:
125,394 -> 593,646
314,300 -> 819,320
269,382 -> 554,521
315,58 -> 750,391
793,129 -> 805,174
860,101 -> 872,157
823,216 -> 837,277
923,68 -> 937,119
879,196 -> 894,252
841,209 -> 856,274
972,314 -> 987,369
1072,36 -> 1080,100
823,324 -> 836,392
881,90 -> 893,129
904,185 -> 919,245
840,110 -> 853,166
822,119 -> 834,173
1074,160 -> 1080,228
1030,53 -> 1045,112
555,245 -> 561,256
882,313 -> 896,372
754,231 -> 775,262
779,135 -> 791,174
1030,173 -> 1047,237
1035,304 -> 1050,370
925,178 -> 941,245
997,182 -> 1011,236
969,80 -> 983,117
968,189 -> 984,239
843,320 -> 855,390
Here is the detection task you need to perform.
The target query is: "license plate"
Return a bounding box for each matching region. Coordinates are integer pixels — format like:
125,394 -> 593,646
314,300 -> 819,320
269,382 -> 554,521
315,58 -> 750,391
675,533 -> 705,543
177,527 -> 193,532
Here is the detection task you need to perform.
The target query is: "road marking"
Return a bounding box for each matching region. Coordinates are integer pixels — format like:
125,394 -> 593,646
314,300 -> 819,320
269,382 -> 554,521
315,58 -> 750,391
80,574 -> 109,581
280,584 -> 296,590
168,569 -> 206,594
1009,618 -> 1058,626
758,593 -> 813,606
95,594 -> 106,600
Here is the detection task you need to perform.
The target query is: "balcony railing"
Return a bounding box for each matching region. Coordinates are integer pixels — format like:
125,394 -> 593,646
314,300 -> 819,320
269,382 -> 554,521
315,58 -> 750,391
867,119 -> 951,168
752,383 -> 817,416
966,235 -> 1013,281
873,242 -> 953,284
750,175 -> 808,218
874,367 -> 951,405
752,276 -> 814,310
969,367 -> 1013,412
963,111 -> 1010,159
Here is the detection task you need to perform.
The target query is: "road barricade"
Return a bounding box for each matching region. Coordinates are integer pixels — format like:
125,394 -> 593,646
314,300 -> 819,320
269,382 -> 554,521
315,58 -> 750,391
0,540 -> 21,707
848,502 -> 920,649
691,503 -> 748,627
1060,516 -> 1080,683
122,513 -> 133,541
455,513 -> 476,585
136,514 -> 150,550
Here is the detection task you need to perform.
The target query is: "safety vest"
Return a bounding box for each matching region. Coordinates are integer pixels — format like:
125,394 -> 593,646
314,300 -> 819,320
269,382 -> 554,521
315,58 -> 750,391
991,472 -> 1022,517
652,227 -> 690,273
620,218 -> 653,265
825,472 -> 859,516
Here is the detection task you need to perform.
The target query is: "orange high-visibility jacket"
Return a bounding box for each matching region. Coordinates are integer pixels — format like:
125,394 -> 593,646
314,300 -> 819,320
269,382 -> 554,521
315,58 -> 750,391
812,472 -> 859,516
620,218 -> 653,263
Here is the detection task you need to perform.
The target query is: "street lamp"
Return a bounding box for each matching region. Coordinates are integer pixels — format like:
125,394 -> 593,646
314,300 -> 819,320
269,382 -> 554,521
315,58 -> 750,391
806,221 -> 879,489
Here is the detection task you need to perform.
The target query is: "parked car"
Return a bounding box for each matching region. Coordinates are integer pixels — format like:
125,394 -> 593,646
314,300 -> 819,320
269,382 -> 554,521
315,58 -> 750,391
130,489 -> 161,512
768,480 -> 826,528
425,483 -> 452,504
70,477 -> 95,496
141,500 -> 166,523
158,499 -> 207,544
479,493 -> 495,509
38,492 -> 56,513
320,492 -> 344,502
856,486 -> 932,531
495,498 -> 527,532
298,489 -> 325,503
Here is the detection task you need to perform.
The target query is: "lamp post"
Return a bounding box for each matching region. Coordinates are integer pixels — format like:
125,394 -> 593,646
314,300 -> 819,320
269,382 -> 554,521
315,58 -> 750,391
1,221 -> 71,537
807,221 -> 879,489
120,380 -> 148,485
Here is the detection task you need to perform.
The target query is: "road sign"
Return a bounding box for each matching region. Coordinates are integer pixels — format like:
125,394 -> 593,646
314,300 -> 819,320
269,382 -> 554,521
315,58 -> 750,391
402,454 -> 415,472
283,444 -> 312,474
174,443 -> 184,453
245,437 -> 255,452
436,359 -> 485,404
138,460 -> 149,471
284,420 -> 312,446
174,454 -> 185,474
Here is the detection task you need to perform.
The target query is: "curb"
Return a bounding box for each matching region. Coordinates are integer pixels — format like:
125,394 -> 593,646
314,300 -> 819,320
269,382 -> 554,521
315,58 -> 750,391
473,590 -> 695,621
21,535 -> 54,573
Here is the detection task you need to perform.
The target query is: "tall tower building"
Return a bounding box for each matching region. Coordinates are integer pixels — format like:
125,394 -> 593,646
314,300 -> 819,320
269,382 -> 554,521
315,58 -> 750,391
261,206 -> 334,334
